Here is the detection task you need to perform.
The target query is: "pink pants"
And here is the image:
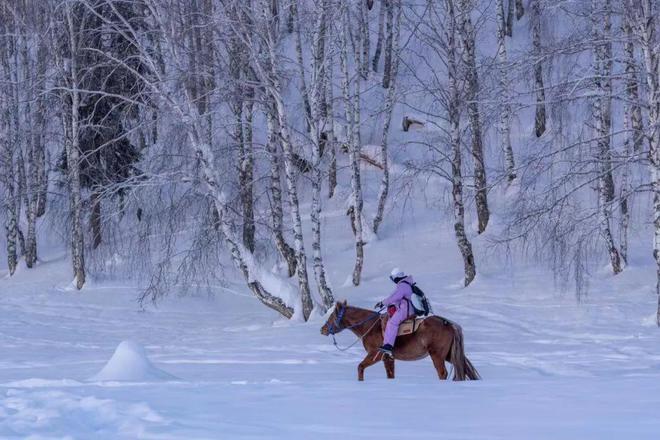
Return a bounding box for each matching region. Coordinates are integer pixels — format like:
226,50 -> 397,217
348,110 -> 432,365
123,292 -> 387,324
383,300 -> 413,346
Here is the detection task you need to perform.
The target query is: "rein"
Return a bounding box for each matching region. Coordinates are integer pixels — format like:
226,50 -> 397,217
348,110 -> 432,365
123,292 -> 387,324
328,304 -> 383,352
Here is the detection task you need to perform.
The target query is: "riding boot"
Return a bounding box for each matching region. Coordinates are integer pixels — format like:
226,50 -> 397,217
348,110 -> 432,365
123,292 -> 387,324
378,344 -> 394,357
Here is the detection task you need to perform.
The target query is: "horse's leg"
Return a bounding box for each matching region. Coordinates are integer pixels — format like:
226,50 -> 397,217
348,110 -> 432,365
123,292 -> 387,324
383,356 -> 395,379
358,351 -> 382,381
430,351 -> 448,380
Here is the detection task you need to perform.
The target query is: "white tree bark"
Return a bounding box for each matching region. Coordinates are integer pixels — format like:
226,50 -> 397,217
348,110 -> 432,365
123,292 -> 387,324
530,0 -> 546,138
625,0 -> 660,323
309,0 -> 334,310
64,6 -> 86,290
620,15 -> 644,265
373,0 -> 401,235
457,0 -> 489,234
266,108 -> 297,278
496,0 -> 516,183
623,17 -> 644,152
591,0 -> 621,275
0,66 -> 18,275
446,0 -> 476,286
340,0 -> 365,286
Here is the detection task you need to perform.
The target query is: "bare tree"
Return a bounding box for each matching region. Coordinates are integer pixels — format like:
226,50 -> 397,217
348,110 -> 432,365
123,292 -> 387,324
0,4 -> 19,275
457,0 -> 489,234
382,0 -> 394,88
57,3 -> 87,289
372,0 -> 386,72
619,13 -> 644,265
496,0 -> 516,183
530,0 -> 546,138
591,0 -> 621,274
447,0 -> 476,285
624,0 -> 660,324
339,0 -> 365,286
373,0 -> 401,235
308,0 -> 334,309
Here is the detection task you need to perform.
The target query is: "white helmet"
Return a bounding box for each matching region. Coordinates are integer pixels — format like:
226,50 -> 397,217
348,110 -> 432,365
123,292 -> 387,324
389,268 -> 405,282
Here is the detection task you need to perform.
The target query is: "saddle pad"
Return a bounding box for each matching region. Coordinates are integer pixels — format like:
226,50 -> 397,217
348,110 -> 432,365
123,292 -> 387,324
381,316 -> 427,337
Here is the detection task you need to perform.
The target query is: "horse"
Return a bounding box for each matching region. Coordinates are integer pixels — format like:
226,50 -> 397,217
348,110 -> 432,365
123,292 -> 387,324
320,300 -> 481,381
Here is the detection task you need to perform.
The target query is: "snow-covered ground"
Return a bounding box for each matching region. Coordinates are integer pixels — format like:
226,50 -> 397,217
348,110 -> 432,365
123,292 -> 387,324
2,218 -> 660,439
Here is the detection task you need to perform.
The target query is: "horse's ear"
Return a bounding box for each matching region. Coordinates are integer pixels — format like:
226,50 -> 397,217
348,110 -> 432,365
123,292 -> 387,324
342,299 -> 347,306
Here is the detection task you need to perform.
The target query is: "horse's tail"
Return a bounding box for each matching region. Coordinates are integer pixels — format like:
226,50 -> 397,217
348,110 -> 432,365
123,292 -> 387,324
449,322 -> 481,381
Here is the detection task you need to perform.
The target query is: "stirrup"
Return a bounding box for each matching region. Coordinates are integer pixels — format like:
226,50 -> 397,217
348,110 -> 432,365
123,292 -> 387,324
378,346 -> 393,357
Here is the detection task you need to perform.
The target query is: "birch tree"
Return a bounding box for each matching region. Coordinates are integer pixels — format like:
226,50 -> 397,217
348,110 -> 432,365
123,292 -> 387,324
624,0 -> 660,324
56,2 -> 87,289
447,0 -> 476,285
591,0 -> 621,274
496,0 -> 516,183
457,0 -> 489,234
530,0 -> 546,138
339,0 -> 365,286
0,4 -> 18,274
372,0 -> 400,235
620,14 -> 644,264
266,107 -> 297,278
309,0 -> 334,309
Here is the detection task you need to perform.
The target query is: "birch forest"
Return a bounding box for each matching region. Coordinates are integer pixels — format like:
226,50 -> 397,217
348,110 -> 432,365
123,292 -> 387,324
2,0 -> 660,324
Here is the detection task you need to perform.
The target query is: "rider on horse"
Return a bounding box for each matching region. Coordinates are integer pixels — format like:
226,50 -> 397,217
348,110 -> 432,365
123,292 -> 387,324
375,268 -> 416,357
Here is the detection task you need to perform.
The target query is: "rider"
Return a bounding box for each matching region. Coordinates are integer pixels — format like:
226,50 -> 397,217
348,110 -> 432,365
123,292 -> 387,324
375,268 -> 416,356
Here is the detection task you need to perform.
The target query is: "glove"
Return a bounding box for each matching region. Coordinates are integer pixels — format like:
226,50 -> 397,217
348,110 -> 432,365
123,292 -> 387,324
375,301 -> 384,309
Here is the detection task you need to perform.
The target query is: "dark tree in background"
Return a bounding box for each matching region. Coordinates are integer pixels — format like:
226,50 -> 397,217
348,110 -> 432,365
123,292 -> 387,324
58,0 -> 151,250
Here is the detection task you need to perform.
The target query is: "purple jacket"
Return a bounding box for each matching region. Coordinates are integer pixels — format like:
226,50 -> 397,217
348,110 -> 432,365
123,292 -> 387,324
383,275 -> 414,307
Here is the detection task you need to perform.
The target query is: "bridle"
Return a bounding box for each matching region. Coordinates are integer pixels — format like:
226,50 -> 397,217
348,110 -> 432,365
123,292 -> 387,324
326,303 -> 348,335
326,303 -> 383,351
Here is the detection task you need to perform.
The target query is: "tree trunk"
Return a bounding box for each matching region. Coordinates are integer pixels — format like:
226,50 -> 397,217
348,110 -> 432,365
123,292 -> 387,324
623,17 -> 644,152
447,0 -> 476,286
505,0 -> 514,37
65,7 -> 86,290
266,108 -> 297,278
457,0 -> 489,234
372,0 -> 386,72
359,0 -> 370,79
531,0 -> 546,138
592,0 -> 621,275
515,0 -> 524,20
382,0 -> 394,88
191,123 -> 295,319
327,53 -> 338,199
310,0 -> 335,310
0,112 -> 18,275
271,90 -> 314,320
240,98 -> 255,253
91,189 -> 102,249
373,0 -> 401,235
341,0 -> 365,286
626,0 -> 660,324
497,0 -> 516,183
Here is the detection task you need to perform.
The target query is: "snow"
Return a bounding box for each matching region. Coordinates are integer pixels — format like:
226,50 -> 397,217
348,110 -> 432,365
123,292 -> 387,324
89,341 -> 179,382
1,227 -> 660,438
1,8 -> 659,437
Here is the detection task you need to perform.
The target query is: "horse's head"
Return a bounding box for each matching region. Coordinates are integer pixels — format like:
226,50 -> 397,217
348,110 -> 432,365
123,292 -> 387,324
320,300 -> 348,336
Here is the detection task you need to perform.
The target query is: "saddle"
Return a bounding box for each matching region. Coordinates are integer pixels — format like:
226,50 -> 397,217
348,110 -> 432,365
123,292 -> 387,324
381,315 -> 427,337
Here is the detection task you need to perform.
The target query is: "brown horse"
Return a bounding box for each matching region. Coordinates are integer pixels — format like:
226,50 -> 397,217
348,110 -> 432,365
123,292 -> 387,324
320,301 -> 480,381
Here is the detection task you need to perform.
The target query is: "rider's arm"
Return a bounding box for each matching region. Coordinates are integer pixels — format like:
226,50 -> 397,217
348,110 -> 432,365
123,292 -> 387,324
383,283 -> 407,306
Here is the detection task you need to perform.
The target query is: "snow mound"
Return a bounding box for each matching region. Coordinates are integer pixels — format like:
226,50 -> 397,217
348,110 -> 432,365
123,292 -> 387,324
89,341 -> 178,382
